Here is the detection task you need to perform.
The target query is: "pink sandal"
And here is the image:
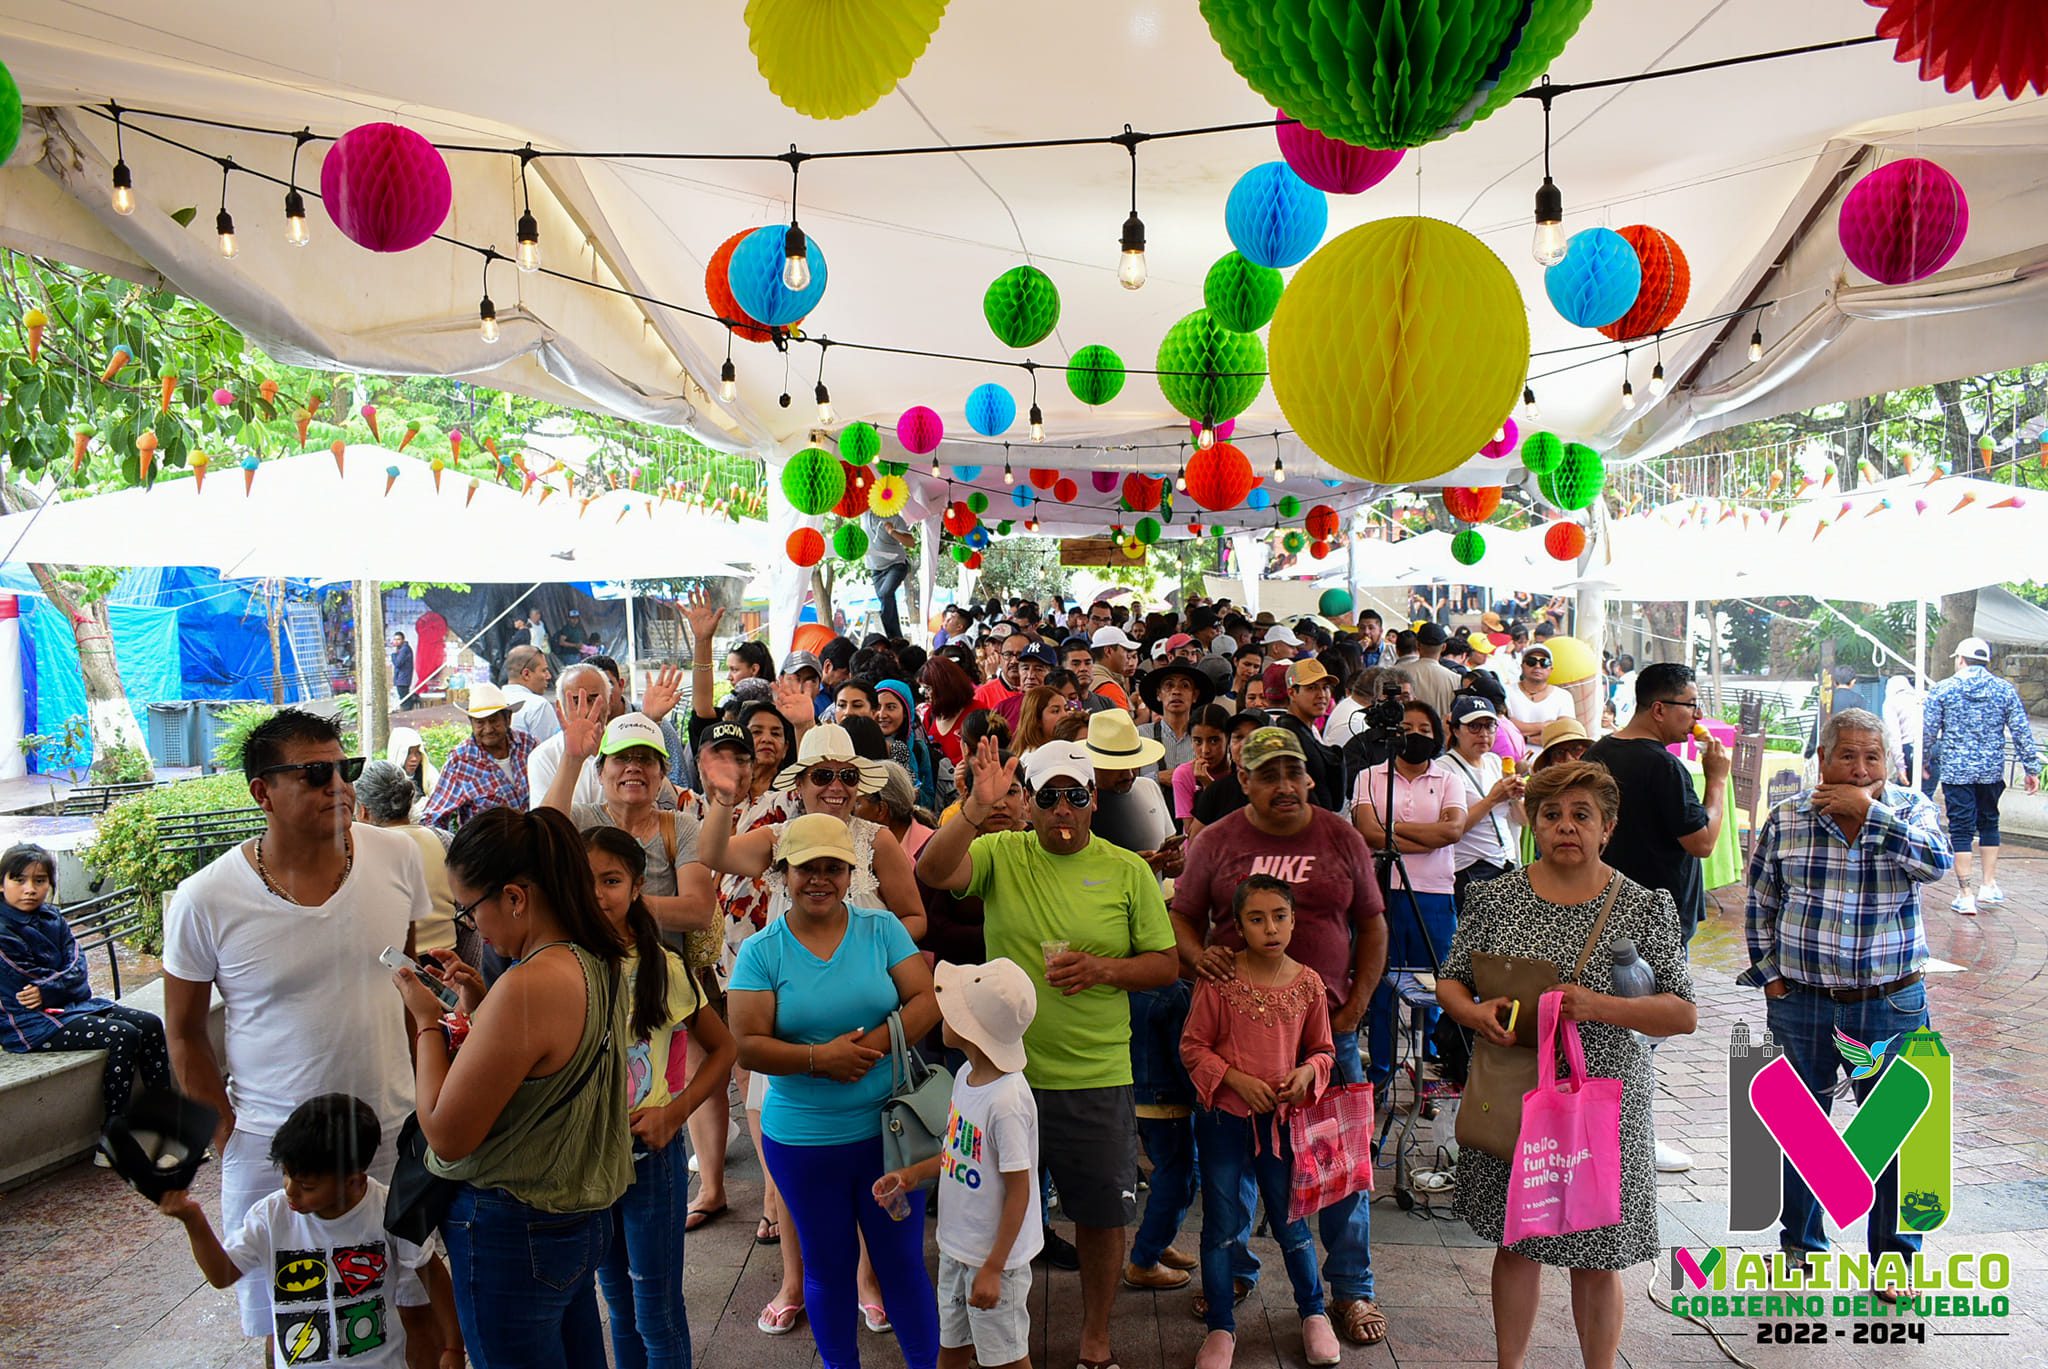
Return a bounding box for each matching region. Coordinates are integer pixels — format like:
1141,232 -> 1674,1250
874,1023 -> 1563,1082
756,1301 -> 804,1336
862,1302 -> 893,1333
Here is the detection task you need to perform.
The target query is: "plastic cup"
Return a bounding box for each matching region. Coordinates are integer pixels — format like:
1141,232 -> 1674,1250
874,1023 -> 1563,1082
1041,939 -> 1070,972
872,1174 -> 911,1221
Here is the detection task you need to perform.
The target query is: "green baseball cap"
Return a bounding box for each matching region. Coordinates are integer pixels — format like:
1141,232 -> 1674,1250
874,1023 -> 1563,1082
1240,726 -> 1307,773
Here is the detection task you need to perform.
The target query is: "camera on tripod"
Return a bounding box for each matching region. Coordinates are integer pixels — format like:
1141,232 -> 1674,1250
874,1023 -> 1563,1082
1361,695 -> 1406,739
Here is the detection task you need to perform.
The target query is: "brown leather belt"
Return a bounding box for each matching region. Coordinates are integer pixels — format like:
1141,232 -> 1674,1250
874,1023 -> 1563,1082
1789,971 -> 1922,1004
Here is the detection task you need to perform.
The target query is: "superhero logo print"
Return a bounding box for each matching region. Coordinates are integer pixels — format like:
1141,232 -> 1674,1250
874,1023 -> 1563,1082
275,1307 -> 331,1364
337,1298 -> 387,1358
273,1249 -> 327,1303
331,1242 -> 388,1298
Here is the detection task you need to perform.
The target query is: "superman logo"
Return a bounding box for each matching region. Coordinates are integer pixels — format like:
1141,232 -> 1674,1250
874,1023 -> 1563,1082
332,1243 -> 387,1298
275,1308 -> 331,1364
273,1249 -> 327,1303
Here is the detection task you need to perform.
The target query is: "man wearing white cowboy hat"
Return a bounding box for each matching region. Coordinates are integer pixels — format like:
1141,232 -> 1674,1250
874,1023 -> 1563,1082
918,739 -> 1178,1369
421,682 -> 535,830
1922,636 -> 2041,913
1083,710 -> 1176,869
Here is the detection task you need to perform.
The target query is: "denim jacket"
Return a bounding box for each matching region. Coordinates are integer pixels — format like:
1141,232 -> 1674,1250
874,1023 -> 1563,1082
1129,979 -> 1196,1108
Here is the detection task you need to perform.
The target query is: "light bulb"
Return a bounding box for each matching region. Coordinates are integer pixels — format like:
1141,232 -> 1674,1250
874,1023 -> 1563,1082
1029,404 -> 1044,444
1493,426 -> 1506,444
1620,380 -> 1636,410
1176,473 -> 1188,493
814,383 -> 833,424
1003,462 -> 1015,484
1650,362 -> 1667,396
516,209 -> 540,273
1196,423 -> 1216,451
1273,458 -> 1286,484
479,296 -> 500,344
282,188 -> 309,246
719,360 -> 736,402
1520,386 -> 1539,423
1118,211 -> 1147,290
215,209 -> 238,259
1531,177 -> 1566,266
111,161 -> 135,215
1748,327 -> 1764,363
782,223 -> 811,291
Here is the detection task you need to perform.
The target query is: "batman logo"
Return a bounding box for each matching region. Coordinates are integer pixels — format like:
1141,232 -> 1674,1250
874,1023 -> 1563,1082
331,1244 -> 387,1298
273,1250 -> 327,1303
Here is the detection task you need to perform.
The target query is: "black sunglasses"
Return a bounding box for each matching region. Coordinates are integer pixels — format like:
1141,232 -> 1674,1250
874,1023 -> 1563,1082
1523,655 -> 1552,666
257,758 -> 366,787
1032,784 -> 1093,810
450,885 -> 501,930
806,766 -> 865,788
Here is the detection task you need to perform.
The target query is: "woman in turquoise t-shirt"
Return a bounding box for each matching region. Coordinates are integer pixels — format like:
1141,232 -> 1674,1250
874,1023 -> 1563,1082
729,814 -> 940,1369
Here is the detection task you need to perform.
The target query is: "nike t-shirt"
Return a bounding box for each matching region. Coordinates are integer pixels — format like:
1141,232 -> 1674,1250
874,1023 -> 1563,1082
963,830 -> 1176,1091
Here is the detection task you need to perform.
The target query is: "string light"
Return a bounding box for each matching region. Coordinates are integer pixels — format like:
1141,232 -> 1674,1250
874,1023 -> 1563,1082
718,329 -> 736,402
1175,441 -> 1188,493
1618,350 -> 1636,410
1196,418 -> 1216,451
516,146 -> 541,273
1025,363 -> 1044,443
109,103 -> 135,215
1115,127 -> 1147,290
1748,320 -> 1765,363
1521,386 -> 1539,422
1003,445 -> 1015,484
214,159 -> 238,259
1531,80 -> 1566,266
1272,433 -> 1286,484
813,344 -> 832,423
478,255 -> 500,344
1650,362 -> 1667,396
280,131 -> 313,246
781,147 -> 812,291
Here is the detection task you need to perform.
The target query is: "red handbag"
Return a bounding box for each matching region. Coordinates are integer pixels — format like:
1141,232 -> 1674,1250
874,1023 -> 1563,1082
1286,1082 -> 1376,1221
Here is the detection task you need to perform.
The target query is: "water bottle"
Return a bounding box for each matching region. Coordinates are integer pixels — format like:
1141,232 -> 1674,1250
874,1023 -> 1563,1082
1609,938 -> 1656,1047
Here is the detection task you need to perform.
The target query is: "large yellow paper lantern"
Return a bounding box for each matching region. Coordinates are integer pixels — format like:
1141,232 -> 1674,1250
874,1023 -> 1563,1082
745,0 -> 949,119
1268,217 -> 1526,486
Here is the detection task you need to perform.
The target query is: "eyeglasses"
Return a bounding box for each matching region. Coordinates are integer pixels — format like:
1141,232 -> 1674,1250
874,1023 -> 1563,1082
1032,784 -> 1094,810
256,758 -> 366,787
450,886 -> 500,930
806,766 -> 865,788
1523,655 -> 1552,667
999,651 -> 1022,662
1659,697 -> 1704,713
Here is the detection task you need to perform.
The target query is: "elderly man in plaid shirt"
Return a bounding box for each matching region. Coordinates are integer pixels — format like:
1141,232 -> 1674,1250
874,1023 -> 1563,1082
1738,706 -> 1953,1288
422,683 -> 536,831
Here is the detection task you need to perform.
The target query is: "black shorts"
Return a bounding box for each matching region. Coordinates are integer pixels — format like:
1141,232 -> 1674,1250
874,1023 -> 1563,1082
1037,1084 -> 1138,1229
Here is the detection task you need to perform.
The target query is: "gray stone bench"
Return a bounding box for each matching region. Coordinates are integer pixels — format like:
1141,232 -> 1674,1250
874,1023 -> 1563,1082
0,977 -> 225,1189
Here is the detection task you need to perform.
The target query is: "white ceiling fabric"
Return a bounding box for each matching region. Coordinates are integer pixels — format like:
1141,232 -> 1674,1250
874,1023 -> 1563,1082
0,0 -> 2035,491
0,448 -> 754,581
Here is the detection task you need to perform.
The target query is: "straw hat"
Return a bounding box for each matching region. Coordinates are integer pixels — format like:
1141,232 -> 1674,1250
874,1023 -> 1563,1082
771,723 -> 889,793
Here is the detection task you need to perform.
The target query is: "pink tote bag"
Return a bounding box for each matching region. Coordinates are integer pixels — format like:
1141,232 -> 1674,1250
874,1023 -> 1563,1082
1502,992 -> 1624,1244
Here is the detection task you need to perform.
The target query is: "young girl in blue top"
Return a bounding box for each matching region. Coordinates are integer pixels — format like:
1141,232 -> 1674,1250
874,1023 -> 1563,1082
728,813 -> 941,1369
0,842 -> 172,1120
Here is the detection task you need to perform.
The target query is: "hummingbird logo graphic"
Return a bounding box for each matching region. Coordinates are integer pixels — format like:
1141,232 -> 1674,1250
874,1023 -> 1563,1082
1832,1027 -> 1899,1095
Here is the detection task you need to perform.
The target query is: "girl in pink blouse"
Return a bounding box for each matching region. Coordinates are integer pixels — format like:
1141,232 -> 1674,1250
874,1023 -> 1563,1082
1181,876 -> 1339,1369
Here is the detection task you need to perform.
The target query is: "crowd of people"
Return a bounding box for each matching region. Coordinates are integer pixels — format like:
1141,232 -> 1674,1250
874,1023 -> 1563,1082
6,585 -> 2035,1369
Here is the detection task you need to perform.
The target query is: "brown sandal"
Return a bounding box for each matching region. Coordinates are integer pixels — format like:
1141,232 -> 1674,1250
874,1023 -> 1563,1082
1188,1277 -> 1256,1321
1333,1298 -> 1388,1345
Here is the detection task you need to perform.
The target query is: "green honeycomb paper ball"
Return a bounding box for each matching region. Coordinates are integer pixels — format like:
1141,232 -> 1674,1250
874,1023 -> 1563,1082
1452,527 -> 1487,565
0,61 -> 20,166
1281,529 -> 1308,554
967,491 -> 990,514
1205,252 -> 1285,333
781,447 -> 846,515
1278,494 -> 1303,518
1319,588 -> 1354,617
832,522 -> 869,561
1211,524 -> 1229,540
838,421 -> 881,465
1135,516 -> 1163,545
875,459 -> 908,477
1522,430 -> 1564,476
1538,443 -> 1606,511
997,520 -> 1013,536
950,543 -> 971,564
1156,310 -> 1266,424
1066,344 -> 1127,406
1198,0 -> 1593,149
984,265 -> 1062,349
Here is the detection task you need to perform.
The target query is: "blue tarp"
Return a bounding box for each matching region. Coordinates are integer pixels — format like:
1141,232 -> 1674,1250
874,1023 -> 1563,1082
0,566 -> 314,768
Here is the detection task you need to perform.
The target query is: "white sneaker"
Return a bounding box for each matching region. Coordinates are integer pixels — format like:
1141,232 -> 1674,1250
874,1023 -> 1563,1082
1655,1140 -> 1693,1173
1978,883 -> 2006,906
1951,892 -> 1978,916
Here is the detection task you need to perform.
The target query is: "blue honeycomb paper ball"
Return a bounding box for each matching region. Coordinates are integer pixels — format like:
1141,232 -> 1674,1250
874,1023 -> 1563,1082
1225,162 -> 1328,270
1544,227 -> 1642,330
965,384 -> 1015,438
728,224 -> 829,327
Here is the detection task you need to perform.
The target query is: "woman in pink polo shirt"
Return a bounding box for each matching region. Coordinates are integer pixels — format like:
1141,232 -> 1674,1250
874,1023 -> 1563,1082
1349,700 -> 1467,1087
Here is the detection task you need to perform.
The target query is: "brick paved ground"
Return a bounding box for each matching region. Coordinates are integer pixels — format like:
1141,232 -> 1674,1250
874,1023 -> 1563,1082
6,852 -> 2046,1366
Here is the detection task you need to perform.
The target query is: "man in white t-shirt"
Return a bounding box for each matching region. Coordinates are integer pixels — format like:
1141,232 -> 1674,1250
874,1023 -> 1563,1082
1503,643 -> 1574,742
524,662 -> 608,808
162,708 -> 430,1344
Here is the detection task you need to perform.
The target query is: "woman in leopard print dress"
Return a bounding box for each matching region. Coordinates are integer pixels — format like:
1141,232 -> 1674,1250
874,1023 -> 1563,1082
1437,760 -> 1697,1369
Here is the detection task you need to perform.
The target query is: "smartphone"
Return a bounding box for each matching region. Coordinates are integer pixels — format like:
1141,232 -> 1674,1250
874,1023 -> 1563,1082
1497,999 -> 1521,1036
379,946 -> 460,1011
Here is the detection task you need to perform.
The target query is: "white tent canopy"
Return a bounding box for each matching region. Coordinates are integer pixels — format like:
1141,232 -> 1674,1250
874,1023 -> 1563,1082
0,1 -> 2040,482
0,448 -> 755,581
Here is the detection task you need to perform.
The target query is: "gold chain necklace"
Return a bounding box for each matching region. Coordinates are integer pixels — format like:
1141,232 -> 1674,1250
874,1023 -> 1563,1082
254,833 -> 353,905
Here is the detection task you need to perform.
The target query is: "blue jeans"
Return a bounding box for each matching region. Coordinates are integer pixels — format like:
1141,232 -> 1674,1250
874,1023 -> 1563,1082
597,1138 -> 690,1369
1765,980 -> 1931,1259
872,561 -> 908,639
761,1133 -> 939,1369
1193,1109 -> 1324,1333
1369,889 -> 1457,1083
443,1185 -> 610,1368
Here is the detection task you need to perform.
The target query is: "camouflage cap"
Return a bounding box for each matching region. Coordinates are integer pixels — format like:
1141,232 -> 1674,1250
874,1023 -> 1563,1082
1240,726 -> 1307,773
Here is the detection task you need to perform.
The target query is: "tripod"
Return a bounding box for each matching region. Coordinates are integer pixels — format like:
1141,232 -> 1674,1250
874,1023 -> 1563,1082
1364,743 -> 1449,1212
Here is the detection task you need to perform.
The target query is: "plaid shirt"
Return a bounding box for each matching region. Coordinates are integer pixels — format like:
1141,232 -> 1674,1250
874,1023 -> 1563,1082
1738,783 -> 1953,990
422,732 -> 537,831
